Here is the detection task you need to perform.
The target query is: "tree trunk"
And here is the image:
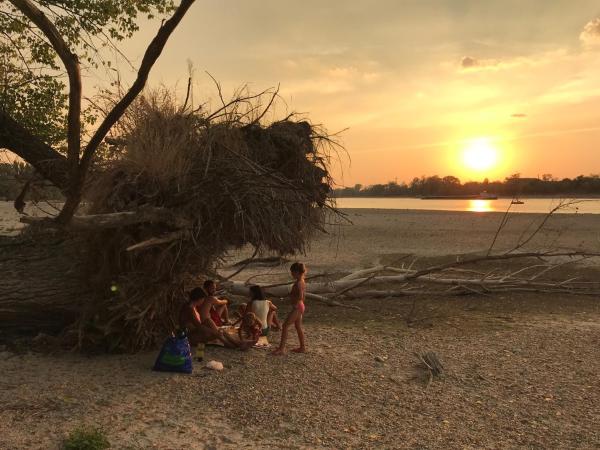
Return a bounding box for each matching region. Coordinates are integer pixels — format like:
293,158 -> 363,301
0,234 -> 92,335
0,110 -> 69,191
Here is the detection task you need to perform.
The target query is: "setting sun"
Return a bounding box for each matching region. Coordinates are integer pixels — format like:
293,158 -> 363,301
462,138 -> 499,172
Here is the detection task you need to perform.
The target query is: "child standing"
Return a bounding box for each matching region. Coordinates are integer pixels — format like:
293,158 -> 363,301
273,262 -> 307,355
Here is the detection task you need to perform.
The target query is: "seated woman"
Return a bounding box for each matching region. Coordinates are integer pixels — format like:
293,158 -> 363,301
246,285 -> 281,335
179,287 -> 222,346
221,312 -> 262,350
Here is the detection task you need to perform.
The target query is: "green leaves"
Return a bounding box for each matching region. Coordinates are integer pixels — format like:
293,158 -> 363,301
62,426 -> 110,450
0,1 -> 176,146
0,48 -> 67,146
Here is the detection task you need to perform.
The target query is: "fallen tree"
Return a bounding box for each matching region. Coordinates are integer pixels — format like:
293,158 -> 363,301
0,234 -> 88,333
1,0 -> 346,351
223,251 -> 600,299
1,88 -> 343,351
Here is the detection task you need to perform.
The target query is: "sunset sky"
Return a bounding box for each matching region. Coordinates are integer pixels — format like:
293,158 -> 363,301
113,0 -> 600,186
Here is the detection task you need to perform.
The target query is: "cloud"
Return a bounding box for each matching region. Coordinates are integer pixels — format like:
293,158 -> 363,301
461,56 -> 480,68
457,49 -> 570,74
280,58 -> 384,97
283,67 -> 381,96
580,18 -> 600,46
325,66 -> 381,83
511,113 -> 527,118
460,55 -> 501,70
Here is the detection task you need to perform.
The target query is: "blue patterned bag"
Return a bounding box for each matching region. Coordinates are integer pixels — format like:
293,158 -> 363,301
153,335 -> 193,374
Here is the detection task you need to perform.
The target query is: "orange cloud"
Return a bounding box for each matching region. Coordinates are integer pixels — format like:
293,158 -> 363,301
460,56 -> 501,69
580,18 -> 600,46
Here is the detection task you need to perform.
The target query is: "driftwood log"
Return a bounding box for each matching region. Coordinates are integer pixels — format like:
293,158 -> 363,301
0,235 -> 91,334
20,207 -> 192,230
222,249 -> 600,304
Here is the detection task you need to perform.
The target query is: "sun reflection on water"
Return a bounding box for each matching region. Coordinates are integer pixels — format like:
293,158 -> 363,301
468,199 -> 493,212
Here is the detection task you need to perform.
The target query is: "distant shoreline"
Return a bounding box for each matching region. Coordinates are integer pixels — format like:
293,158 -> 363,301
336,207 -> 592,216
333,194 -> 600,199
338,206 -> 545,212
334,197 -> 600,215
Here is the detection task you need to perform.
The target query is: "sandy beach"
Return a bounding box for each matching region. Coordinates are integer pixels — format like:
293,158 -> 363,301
303,207 -> 600,270
5,1 -> 600,449
1,204 -> 600,449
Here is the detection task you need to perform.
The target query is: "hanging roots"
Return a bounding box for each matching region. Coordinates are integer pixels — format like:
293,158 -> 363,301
67,87 -> 344,351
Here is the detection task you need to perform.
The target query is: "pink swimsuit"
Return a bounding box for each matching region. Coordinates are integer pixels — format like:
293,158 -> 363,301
295,301 -> 305,314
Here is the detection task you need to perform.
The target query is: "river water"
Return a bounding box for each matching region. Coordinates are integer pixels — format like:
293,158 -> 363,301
335,197 -> 600,214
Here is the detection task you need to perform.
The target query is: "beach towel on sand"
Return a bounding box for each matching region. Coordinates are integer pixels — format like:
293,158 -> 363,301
153,335 -> 193,374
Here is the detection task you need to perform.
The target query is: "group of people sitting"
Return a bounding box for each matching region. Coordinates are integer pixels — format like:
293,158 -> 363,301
178,262 -> 307,355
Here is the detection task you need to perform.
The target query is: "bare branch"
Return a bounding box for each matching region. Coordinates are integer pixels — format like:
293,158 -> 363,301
21,207 -> 192,230
224,246 -> 260,281
81,0 -> 196,172
250,83 -> 280,125
182,76 -> 193,111
205,71 -> 226,109
56,0 -> 196,223
509,200 -> 581,253
126,231 -> 186,252
487,199 -> 512,256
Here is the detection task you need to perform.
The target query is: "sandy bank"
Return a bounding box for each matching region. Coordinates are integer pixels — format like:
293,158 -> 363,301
1,204 -> 600,449
3,201 -> 600,268
298,208 -> 600,273
1,295 -> 599,449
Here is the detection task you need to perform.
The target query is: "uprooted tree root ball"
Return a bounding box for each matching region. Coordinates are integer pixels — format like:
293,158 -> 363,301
18,89 -> 343,352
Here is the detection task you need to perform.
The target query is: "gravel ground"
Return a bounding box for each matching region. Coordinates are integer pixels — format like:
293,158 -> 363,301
1,294 -> 599,449
2,203 -> 600,448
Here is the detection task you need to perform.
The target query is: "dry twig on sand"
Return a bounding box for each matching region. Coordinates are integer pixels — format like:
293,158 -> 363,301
414,351 -> 444,387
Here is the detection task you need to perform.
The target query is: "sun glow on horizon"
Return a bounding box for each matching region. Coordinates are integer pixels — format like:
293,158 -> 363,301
468,199 -> 494,213
462,138 -> 499,172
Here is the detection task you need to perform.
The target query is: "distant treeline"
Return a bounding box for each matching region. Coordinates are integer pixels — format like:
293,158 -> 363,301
3,164 -> 600,200
0,162 -> 62,201
335,174 -> 600,197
